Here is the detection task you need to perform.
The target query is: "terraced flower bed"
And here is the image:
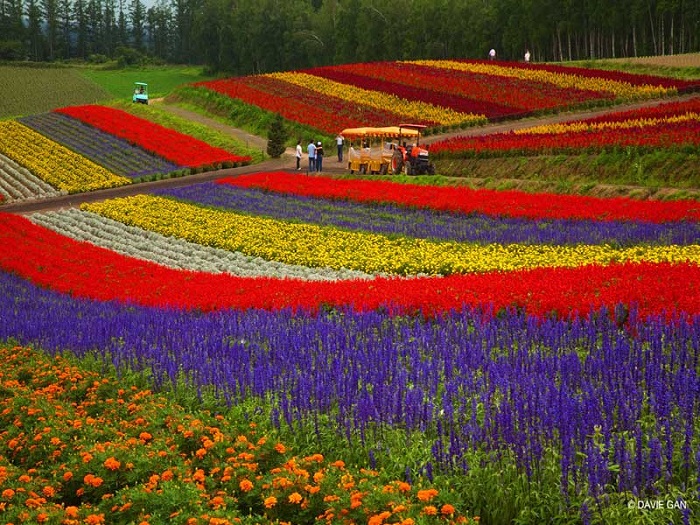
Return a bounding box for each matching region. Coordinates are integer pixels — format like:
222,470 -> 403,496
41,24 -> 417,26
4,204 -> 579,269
19,112 -> 184,180
56,104 -> 252,170
196,60 -> 700,134
431,95 -> 700,157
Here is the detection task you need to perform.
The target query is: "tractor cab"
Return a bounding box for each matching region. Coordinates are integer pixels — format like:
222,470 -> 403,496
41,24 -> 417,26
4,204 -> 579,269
392,124 -> 434,175
132,82 -> 149,104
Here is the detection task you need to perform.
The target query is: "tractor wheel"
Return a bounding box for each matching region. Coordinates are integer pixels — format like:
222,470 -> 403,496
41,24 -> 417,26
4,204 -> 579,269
391,152 -> 403,175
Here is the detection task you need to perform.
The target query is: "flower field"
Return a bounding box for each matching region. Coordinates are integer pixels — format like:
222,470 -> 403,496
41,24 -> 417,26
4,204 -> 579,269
0,104 -> 254,203
2,168 -> 700,523
2,57 -> 700,524
196,60 -> 700,134
56,105 -> 252,170
430,96 -> 700,157
0,120 -> 131,194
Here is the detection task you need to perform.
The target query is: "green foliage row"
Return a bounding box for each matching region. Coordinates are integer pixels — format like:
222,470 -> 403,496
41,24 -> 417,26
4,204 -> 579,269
168,85 -> 334,147
0,66 -> 108,120
111,99 -> 265,164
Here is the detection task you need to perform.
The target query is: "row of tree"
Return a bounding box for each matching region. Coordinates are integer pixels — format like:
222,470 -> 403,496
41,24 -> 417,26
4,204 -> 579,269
1,0 -> 699,72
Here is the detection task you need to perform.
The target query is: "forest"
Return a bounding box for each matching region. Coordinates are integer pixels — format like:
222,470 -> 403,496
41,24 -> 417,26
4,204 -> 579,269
1,0 -> 699,73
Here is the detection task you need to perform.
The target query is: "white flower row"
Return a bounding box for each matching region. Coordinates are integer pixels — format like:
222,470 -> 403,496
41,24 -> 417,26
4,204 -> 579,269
0,152 -> 63,202
30,208 -> 378,281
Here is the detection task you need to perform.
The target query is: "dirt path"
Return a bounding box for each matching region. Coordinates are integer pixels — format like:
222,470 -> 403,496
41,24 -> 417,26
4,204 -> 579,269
3,91 -> 699,215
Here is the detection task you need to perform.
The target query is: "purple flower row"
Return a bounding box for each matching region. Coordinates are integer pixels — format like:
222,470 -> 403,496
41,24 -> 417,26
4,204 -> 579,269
155,182 -> 700,246
2,269 -> 699,503
19,113 -> 183,179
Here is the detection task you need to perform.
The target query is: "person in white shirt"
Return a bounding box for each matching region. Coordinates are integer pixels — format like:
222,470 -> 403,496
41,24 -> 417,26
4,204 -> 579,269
295,140 -> 303,170
524,49 -> 531,63
307,140 -> 316,172
335,133 -> 344,162
489,48 -> 496,60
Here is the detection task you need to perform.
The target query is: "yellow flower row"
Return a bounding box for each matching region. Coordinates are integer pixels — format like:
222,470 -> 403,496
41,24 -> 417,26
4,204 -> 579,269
0,121 -> 130,193
408,60 -> 674,100
83,195 -> 700,277
265,72 -> 483,127
516,112 -> 700,135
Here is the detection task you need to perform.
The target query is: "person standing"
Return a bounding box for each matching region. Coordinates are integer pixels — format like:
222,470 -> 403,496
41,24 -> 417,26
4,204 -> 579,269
307,140 -> 316,172
489,48 -> 496,60
316,141 -> 324,172
295,140 -> 303,170
335,133 -> 344,162
524,49 -> 531,63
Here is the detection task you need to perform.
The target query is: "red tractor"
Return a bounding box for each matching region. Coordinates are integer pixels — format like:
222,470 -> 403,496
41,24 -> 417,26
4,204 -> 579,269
390,124 -> 435,175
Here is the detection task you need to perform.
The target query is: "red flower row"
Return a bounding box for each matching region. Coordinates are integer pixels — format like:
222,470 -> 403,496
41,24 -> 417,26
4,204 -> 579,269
219,172 -> 700,223
429,118 -> 700,157
311,62 -> 611,118
198,76 -> 418,134
1,212 -> 699,319
492,60 -> 700,92
55,105 -> 251,168
581,96 -> 700,124
305,65 -> 512,117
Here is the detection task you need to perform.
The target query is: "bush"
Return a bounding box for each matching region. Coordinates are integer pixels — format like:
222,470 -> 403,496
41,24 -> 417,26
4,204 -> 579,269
266,113 -> 288,158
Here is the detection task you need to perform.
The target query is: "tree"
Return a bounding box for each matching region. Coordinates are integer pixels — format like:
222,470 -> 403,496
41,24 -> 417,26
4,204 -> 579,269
266,113 -> 288,159
130,0 -> 145,50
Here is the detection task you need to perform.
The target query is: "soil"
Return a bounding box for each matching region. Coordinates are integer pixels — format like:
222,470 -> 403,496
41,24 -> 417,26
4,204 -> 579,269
3,90 -> 700,215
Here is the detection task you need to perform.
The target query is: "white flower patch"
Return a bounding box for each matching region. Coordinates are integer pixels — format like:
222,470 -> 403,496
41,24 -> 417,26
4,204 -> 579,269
0,152 -> 64,202
30,209 -> 378,281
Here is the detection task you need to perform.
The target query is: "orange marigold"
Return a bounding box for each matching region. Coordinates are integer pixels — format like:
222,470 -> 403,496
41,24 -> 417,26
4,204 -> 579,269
423,506 -> 438,516
2,489 -> 15,499
441,503 -> 456,515
288,492 -> 303,504
84,513 -> 105,524
193,469 -> 205,483
104,457 -> 121,471
239,479 -> 254,492
274,443 -> 287,454
264,496 -> 277,508
417,488 -> 438,502
65,506 -> 80,518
